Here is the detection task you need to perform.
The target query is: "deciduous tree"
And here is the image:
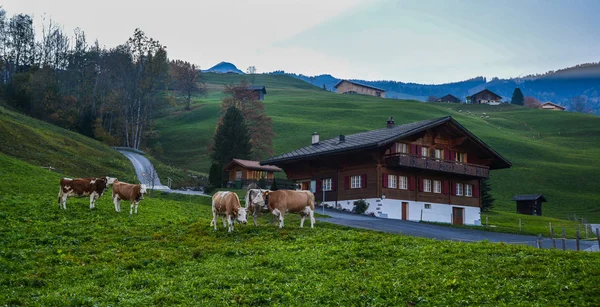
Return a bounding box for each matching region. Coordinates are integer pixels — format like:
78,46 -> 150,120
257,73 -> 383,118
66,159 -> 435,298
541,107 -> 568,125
169,59 -> 205,110
524,96 -> 542,108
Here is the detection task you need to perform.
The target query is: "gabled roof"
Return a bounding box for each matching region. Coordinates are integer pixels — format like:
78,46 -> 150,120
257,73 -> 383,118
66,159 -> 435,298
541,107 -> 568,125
333,80 -> 386,92
512,194 -> 547,202
466,89 -> 502,100
261,116 -> 511,169
436,94 -> 461,103
224,159 -> 281,172
249,86 -> 267,94
541,102 -> 565,110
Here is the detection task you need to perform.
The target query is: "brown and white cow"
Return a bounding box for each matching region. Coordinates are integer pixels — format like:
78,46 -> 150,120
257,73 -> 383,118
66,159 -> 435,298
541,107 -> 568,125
244,189 -> 270,226
112,180 -> 147,214
58,177 -> 116,210
265,190 -> 315,228
211,191 -> 247,232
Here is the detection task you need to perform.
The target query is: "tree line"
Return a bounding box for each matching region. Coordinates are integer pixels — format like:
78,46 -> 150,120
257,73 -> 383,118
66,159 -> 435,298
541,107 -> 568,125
0,8 -> 204,149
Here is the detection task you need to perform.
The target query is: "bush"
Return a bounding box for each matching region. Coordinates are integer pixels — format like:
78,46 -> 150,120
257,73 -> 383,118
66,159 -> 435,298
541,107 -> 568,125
203,184 -> 215,194
352,199 -> 369,214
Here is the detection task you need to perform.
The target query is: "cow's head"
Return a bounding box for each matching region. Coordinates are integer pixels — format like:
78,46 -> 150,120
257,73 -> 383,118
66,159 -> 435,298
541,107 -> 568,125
235,207 -> 248,225
96,177 -> 109,193
106,177 -> 117,185
251,190 -> 266,208
140,184 -> 147,196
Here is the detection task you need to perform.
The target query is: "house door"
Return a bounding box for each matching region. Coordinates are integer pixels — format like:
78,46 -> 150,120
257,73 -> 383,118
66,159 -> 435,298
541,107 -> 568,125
402,202 -> 408,220
452,207 -> 464,225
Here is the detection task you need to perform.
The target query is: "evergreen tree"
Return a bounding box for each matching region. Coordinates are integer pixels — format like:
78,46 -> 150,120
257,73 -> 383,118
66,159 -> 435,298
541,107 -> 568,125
270,177 -> 278,191
481,178 -> 495,212
211,106 -> 252,167
511,88 -> 524,106
208,162 -> 222,187
322,84 -> 327,91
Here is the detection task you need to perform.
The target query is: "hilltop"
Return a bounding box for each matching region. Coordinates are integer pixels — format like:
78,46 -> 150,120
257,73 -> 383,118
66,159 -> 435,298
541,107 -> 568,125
150,73 -> 600,222
203,61 -> 245,74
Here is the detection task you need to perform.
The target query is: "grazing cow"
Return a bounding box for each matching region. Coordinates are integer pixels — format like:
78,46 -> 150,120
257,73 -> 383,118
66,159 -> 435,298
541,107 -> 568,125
244,189 -> 270,226
58,177 -> 116,210
265,190 -> 315,228
211,191 -> 247,232
112,180 -> 147,214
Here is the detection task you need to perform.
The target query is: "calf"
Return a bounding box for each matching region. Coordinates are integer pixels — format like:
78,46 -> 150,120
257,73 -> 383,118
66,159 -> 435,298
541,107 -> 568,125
58,177 -> 116,210
265,190 -> 315,228
112,180 -> 147,214
244,189 -> 270,226
211,191 -> 247,232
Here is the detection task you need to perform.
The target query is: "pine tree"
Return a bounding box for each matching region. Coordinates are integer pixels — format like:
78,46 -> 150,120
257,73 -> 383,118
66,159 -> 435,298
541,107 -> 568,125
481,178 -> 495,212
211,106 -> 252,167
270,177 -> 278,191
511,88 -> 524,106
208,162 -> 222,188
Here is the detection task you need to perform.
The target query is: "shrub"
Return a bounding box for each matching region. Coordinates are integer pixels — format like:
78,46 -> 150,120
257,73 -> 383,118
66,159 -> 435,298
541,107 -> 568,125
353,199 -> 369,214
203,184 -> 215,194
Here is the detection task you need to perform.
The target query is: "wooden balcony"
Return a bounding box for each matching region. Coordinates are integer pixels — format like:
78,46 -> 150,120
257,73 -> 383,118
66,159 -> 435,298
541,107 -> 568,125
385,153 -> 490,178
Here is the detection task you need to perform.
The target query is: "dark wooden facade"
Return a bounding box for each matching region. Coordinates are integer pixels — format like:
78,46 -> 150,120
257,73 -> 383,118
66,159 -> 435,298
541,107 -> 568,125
513,194 -> 546,215
436,94 -> 461,103
466,89 -> 502,104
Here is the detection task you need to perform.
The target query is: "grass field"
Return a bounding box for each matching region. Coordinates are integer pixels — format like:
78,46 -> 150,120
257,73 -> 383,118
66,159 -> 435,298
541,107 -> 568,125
150,74 -> 600,222
2,153 -> 600,306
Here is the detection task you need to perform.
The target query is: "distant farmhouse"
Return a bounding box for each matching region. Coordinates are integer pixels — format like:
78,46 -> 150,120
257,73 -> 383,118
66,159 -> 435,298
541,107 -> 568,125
466,89 -> 502,105
224,159 -> 282,189
261,116 -> 510,225
334,80 -> 386,98
249,86 -> 267,101
540,102 -> 566,111
436,94 -> 462,103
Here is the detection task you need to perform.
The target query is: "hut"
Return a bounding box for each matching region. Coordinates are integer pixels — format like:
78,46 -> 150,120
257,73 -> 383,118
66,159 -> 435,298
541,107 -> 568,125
512,194 -> 547,216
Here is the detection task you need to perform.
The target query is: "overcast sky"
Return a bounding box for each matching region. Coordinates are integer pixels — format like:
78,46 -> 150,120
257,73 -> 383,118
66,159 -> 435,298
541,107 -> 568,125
4,0 -> 600,84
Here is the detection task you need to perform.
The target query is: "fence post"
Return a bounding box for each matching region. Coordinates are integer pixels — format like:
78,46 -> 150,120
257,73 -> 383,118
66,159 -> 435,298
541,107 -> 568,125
537,234 -> 543,249
519,218 -> 522,233
549,222 -> 552,236
562,228 -> 566,251
485,216 -> 488,229
596,228 -> 600,250
550,227 -> 556,249
576,229 -> 580,251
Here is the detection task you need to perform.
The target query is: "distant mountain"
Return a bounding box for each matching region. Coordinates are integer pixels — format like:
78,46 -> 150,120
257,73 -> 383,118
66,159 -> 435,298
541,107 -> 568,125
203,61 -> 244,74
269,62 -> 600,114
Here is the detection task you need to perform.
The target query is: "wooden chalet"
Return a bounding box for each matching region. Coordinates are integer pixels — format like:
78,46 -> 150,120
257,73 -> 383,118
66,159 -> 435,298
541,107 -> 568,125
466,89 -> 502,105
540,102 -> 565,111
334,80 -> 386,98
261,117 -> 511,225
249,86 -> 267,101
513,194 -> 546,216
224,158 -> 281,188
436,94 -> 461,103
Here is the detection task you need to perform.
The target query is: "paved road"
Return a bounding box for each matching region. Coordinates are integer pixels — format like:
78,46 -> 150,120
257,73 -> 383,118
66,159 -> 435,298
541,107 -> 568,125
317,208 -> 597,251
116,149 -> 209,197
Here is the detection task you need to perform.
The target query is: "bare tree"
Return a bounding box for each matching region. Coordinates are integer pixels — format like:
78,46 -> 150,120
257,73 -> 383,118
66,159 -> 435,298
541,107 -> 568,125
524,96 -> 542,109
571,95 -> 589,113
169,59 -> 205,110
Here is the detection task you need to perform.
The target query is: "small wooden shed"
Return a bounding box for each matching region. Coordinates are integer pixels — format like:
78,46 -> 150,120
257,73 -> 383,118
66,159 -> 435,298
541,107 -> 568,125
513,194 -> 547,216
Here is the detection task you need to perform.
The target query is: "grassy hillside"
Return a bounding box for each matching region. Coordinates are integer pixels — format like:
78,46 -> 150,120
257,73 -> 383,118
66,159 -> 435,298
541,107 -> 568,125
1,153 -> 599,306
152,74 -> 600,222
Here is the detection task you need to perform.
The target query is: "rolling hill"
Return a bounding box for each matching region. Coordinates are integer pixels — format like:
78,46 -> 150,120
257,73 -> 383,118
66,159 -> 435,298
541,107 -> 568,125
150,74 -> 600,222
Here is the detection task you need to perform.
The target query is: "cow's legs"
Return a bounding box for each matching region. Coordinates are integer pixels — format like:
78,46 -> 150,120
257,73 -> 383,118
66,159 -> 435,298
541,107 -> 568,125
212,210 -> 218,230
227,215 -> 234,232
61,195 -> 68,210
271,209 -> 284,228
300,214 -> 306,228
130,202 -> 134,215
253,214 -> 258,227
222,216 -> 227,228
113,196 -> 119,212
309,208 -> 315,228
89,194 -> 95,209
134,202 -> 139,214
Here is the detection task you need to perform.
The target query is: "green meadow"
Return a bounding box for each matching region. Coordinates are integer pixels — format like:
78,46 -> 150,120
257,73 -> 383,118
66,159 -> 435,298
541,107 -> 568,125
151,74 -> 600,222
1,153 -> 600,306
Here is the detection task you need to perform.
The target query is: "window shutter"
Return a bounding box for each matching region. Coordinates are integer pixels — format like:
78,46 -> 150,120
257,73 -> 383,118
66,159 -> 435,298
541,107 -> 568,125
443,180 -> 449,195
473,182 -> 479,198
361,174 -> 367,188
382,173 -> 388,188
451,181 -> 456,196
444,149 -> 450,161
344,176 -> 349,190
450,151 -> 456,161
418,177 -> 424,192
332,178 -> 337,191
411,144 -> 417,155
317,179 -> 322,192
416,145 -> 422,156
391,144 -> 397,154
409,176 -> 415,191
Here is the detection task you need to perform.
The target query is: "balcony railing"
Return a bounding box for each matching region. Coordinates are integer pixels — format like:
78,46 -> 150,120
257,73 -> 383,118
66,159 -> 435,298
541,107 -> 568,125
385,153 -> 490,178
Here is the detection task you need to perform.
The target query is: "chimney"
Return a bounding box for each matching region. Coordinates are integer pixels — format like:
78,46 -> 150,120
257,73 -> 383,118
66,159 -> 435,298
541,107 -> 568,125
339,134 -> 345,142
386,116 -> 395,128
312,132 -> 320,145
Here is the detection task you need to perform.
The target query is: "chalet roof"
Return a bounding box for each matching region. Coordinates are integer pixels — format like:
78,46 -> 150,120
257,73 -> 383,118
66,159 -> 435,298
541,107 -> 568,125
512,194 -> 547,202
249,86 -> 267,94
436,94 -> 461,102
541,102 -> 565,109
224,158 -> 281,172
261,116 -> 511,169
333,80 -> 386,92
466,89 -> 502,99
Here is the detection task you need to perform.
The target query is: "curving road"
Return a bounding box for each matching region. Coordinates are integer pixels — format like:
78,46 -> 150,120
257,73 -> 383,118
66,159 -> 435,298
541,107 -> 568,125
317,208 -> 597,251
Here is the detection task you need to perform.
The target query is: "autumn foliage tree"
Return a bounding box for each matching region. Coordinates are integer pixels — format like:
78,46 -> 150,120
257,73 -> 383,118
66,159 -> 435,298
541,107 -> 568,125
524,96 -> 542,108
169,60 -> 205,110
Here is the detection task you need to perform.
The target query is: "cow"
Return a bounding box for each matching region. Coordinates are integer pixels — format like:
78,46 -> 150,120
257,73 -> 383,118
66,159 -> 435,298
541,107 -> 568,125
112,180 -> 147,214
211,191 -> 247,232
58,177 -> 116,210
265,190 -> 315,228
243,189 -> 270,226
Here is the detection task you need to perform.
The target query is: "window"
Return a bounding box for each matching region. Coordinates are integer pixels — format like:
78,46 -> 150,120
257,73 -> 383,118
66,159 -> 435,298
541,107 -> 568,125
433,180 -> 442,193
435,149 -> 443,160
456,183 -> 464,196
322,178 -> 332,191
396,143 -> 408,154
465,184 -> 472,197
421,146 -> 429,157
423,179 -> 432,192
399,176 -> 408,190
455,152 -> 467,163
236,171 -> 242,180
351,175 -> 362,189
388,175 -> 397,189
424,203 -> 431,209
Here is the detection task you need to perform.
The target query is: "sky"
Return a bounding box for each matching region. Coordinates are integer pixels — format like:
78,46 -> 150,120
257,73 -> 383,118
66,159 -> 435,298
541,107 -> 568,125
3,0 -> 600,84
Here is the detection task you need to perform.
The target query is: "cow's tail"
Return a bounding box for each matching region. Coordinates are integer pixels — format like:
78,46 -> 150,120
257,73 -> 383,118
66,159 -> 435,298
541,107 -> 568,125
243,190 -> 250,209
308,192 -> 315,211
58,182 -> 63,204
